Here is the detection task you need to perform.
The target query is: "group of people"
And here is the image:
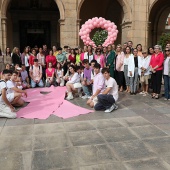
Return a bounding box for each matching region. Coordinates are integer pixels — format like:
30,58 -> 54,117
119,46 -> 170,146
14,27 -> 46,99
0,40 -> 170,119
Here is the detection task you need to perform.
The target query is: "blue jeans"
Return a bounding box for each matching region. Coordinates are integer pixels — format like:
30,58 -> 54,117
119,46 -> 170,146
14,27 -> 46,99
130,67 -> 139,93
164,75 -> 170,99
82,85 -> 92,96
124,65 -> 130,86
31,79 -> 44,88
94,94 -> 115,111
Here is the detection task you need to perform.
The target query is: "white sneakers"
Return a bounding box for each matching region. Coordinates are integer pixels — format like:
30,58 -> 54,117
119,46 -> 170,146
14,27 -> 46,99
104,104 -> 118,113
66,92 -> 74,100
81,95 -> 91,99
0,104 -> 17,119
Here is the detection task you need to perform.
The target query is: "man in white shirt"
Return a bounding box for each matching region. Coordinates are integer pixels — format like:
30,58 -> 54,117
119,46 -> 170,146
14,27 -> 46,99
7,71 -> 27,107
0,69 -> 16,118
29,59 -> 44,88
94,68 -> 118,113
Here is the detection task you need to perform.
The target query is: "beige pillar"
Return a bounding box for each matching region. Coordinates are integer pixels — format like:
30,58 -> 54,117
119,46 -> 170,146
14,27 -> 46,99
121,21 -> 133,44
1,17 -> 7,52
59,19 -> 65,47
77,19 -> 81,47
131,0 -> 149,49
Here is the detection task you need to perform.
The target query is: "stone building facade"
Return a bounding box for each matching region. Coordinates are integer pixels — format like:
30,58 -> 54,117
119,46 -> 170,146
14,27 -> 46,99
0,0 -> 169,51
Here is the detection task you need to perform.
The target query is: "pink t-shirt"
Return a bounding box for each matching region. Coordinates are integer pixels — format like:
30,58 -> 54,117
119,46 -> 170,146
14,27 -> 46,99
46,68 -> 55,77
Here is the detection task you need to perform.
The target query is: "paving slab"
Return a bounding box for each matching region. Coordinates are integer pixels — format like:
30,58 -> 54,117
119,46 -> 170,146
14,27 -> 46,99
34,123 -> 64,135
99,127 -> 138,143
124,158 -> 170,170
33,133 -> 72,150
32,148 -> 76,170
117,116 -> 152,127
68,130 -> 105,146
130,125 -> 168,139
109,140 -> 156,161
63,121 -> 96,132
74,145 -> 118,166
143,137 -> 170,156
0,136 -> 32,152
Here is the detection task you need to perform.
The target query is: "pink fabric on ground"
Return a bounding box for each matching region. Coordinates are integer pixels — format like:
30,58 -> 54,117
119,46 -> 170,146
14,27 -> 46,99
17,86 -> 94,119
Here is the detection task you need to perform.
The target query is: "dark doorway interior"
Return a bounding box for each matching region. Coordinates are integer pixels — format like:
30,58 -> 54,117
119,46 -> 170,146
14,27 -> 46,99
19,20 -> 51,51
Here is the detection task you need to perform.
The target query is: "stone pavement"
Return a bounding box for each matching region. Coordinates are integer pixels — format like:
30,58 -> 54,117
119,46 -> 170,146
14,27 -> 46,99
1,92 -> 170,170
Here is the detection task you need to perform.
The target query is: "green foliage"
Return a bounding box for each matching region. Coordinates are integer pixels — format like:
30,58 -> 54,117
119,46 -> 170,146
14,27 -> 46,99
158,33 -> 170,50
92,30 -> 108,46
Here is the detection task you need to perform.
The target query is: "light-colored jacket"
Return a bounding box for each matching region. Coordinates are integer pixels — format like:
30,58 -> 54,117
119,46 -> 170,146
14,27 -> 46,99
116,52 -> 125,72
138,56 -> 151,76
127,54 -> 135,77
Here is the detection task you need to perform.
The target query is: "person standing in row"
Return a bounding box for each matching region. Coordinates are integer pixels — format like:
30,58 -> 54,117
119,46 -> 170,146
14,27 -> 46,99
150,45 -> 164,99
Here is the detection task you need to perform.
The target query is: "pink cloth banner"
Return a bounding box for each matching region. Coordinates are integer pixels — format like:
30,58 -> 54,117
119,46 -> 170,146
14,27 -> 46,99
17,86 -> 94,119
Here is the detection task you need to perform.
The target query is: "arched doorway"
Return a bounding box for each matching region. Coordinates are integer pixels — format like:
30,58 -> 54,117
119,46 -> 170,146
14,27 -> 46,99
1,0 -> 63,51
78,0 -> 126,47
149,0 -> 170,47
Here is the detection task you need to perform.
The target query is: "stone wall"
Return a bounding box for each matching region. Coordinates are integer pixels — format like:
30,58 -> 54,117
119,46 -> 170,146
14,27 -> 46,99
0,0 -> 169,51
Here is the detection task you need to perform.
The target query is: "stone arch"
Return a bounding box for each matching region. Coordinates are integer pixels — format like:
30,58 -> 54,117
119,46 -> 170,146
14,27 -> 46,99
0,0 -> 65,19
77,0 -> 131,22
148,0 -> 170,46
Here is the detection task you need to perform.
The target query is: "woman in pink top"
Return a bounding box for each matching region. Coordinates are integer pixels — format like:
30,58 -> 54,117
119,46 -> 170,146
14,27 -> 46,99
116,44 -> 125,92
46,50 -> 57,68
46,62 -> 55,87
150,45 -> 164,99
80,45 -> 87,61
94,48 -> 105,68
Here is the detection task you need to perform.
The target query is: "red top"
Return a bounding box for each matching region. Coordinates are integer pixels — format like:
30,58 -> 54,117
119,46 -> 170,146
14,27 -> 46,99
150,52 -> 164,71
46,55 -> 57,68
29,55 -> 36,66
68,54 -> 76,63
46,68 -> 55,77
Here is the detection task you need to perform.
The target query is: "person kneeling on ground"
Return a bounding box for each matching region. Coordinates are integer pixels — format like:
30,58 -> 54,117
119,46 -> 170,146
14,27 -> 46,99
7,71 -> 27,107
94,68 -> 118,113
46,62 -> 55,87
66,65 -> 82,100
29,59 -> 44,88
87,63 -> 105,108
0,69 -> 17,118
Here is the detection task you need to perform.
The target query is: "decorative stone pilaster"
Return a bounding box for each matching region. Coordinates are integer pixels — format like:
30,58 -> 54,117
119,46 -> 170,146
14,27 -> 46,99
58,19 -> 65,47
76,19 -> 81,47
121,21 -> 132,43
1,17 -> 7,52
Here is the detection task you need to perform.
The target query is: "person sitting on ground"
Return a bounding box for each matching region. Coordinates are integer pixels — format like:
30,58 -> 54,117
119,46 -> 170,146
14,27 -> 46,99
81,59 -> 93,99
66,65 -> 81,100
46,62 -> 55,87
21,64 -> 30,89
6,71 -> 27,107
94,68 -> 118,113
55,62 -> 64,86
87,63 -> 105,108
0,69 -> 17,118
29,59 -> 44,88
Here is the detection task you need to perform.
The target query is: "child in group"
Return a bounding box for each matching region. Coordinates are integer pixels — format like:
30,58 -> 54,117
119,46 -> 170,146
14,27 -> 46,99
94,68 -> 118,113
21,64 -> 30,89
6,71 -> 27,107
87,63 -> 105,108
55,62 -> 64,86
46,62 -> 55,87
0,69 -> 17,118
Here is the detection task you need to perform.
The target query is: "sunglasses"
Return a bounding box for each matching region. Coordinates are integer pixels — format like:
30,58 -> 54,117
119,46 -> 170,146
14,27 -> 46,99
165,50 -> 170,52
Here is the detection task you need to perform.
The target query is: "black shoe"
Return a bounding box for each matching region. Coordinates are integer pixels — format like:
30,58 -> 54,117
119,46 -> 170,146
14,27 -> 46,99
130,92 -> 133,95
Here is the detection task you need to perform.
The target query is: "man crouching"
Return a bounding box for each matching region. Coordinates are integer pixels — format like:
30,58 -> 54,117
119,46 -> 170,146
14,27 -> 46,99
94,68 -> 118,113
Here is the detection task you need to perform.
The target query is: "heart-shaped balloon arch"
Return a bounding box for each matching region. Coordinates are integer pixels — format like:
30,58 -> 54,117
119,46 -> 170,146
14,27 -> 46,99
79,17 -> 118,47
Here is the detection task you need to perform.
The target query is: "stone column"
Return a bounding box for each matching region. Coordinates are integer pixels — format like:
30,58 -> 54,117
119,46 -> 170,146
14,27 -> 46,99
58,19 -> 65,47
131,0 -> 149,49
76,19 -> 81,47
1,17 -> 7,52
121,21 -> 133,44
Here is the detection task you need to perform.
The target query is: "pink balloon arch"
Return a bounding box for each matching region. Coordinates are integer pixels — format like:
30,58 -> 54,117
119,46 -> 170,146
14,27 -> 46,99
79,17 -> 118,47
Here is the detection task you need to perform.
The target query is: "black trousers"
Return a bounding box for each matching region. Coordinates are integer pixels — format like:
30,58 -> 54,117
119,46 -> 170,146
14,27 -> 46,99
152,70 -> 163,94
94,94 -> 115,111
